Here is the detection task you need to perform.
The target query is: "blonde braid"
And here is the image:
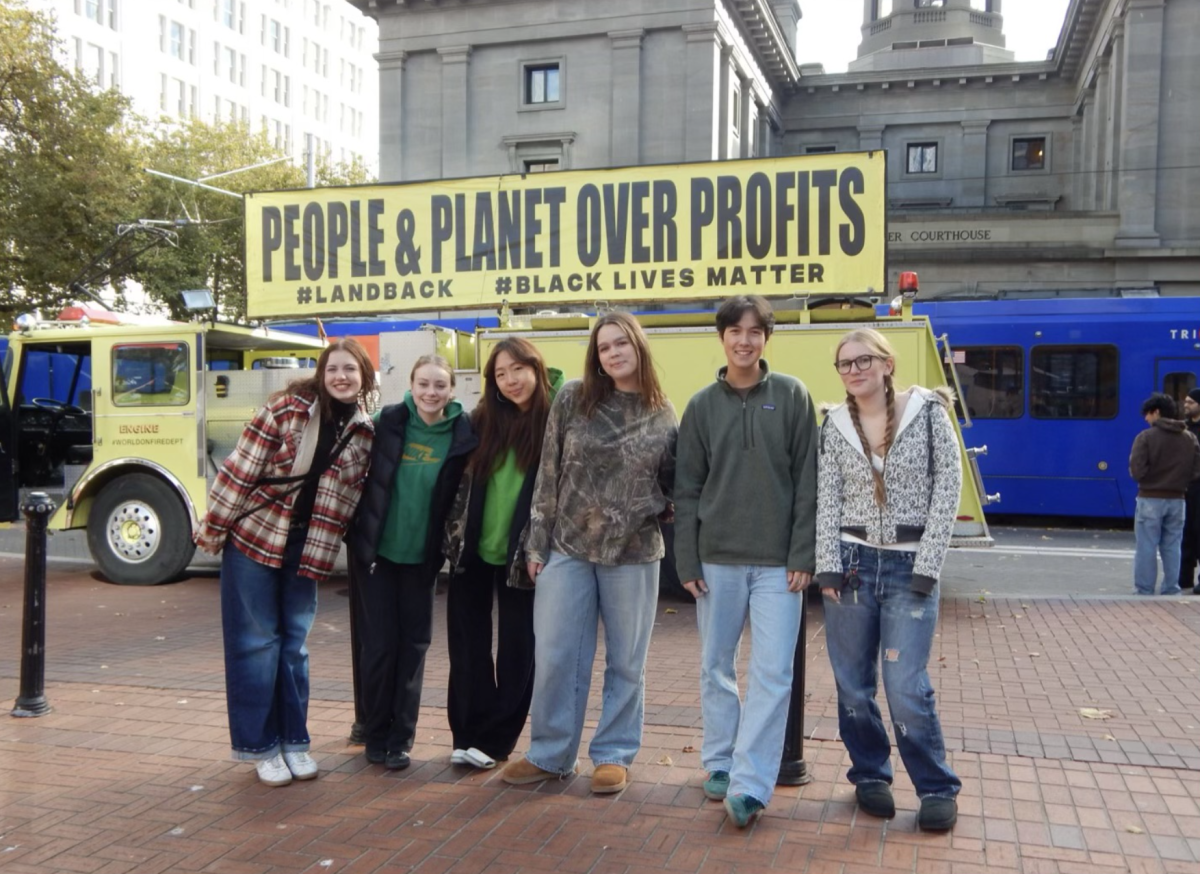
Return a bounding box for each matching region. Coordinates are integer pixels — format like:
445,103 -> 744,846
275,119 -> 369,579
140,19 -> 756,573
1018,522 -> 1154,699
846,394 -> 887,507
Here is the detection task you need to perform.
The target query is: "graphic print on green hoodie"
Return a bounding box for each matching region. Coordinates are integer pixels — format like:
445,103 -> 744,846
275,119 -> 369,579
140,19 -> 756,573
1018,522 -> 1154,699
376,393 -> 463,565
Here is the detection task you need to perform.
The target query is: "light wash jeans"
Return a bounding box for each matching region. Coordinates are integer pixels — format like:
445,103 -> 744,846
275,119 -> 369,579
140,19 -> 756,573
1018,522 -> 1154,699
525,550 -> 659,773
1134,497 -> 1185,595
220,531 -> 317,761
822,543 -> 961,799
696,563 -> 801,806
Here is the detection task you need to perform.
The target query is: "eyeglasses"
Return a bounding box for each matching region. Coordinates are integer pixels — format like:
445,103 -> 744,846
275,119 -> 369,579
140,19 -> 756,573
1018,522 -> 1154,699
834,354 -> 884,375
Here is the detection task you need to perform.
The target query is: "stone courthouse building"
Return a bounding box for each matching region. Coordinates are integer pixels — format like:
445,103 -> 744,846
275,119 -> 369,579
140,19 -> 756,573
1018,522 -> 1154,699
349,0 -> 1199,298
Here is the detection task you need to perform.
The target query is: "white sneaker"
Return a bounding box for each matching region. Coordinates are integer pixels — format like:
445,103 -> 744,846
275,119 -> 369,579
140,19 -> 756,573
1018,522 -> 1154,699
283,751 -> 319,780
451,747 -> 496,769
256,753 -> 292,787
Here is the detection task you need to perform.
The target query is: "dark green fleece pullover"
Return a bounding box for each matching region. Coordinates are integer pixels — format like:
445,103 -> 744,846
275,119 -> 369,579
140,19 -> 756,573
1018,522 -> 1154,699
672,360 -> 819,582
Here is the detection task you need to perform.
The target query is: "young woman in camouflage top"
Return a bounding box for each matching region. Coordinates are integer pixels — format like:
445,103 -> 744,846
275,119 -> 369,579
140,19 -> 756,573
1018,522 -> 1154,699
500,312 -> 677,795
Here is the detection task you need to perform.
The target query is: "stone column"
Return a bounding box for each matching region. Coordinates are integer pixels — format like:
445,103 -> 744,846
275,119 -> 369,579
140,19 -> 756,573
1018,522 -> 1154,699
718,45 -> 735,159
683,23 -> 722,162
960,119 -> 990,208
988,0 -> 1003,13
376,50 -> 407,182
862,0 -> 875,25
1080,111 -> 1089,211
609,29 -> 644,167
437,45 -> 471,179
1114,0 -> 1164,246
1093,56 -> 1112,210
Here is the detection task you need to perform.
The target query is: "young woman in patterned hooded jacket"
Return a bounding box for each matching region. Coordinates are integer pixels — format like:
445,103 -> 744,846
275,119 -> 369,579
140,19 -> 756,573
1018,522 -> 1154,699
814,328 -> 962,832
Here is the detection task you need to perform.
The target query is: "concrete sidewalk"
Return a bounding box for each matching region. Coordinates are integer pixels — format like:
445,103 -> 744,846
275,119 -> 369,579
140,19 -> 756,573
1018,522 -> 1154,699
2,559 -> 1199,874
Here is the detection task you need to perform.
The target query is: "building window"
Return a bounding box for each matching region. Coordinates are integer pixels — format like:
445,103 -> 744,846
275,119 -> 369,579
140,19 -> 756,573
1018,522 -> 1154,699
1030,345 -> 1118,420
524,63 -> 560,105
731,87 -> 741,135
805,144 -> 837,154
952,346 -> 1023,419
1011,136 -> 1046,171
906,142 -> 938,174
525,160 -> 559,173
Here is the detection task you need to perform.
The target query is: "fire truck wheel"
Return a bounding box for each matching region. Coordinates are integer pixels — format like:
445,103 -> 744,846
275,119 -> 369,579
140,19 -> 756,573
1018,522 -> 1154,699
87,474 -> 196,586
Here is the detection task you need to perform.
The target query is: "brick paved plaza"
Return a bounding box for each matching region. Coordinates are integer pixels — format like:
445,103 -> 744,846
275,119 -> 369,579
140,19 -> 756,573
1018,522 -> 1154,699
2,556 -> 1200,874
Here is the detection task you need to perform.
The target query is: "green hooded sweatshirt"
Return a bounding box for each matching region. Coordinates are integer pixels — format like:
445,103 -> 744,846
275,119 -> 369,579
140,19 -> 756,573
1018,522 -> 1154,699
477,367 -> 565,565
376,393 -> 464,565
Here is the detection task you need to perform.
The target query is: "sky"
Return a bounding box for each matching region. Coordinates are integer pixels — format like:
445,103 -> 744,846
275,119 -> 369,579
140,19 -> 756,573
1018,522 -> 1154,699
794,0 -> 1073,73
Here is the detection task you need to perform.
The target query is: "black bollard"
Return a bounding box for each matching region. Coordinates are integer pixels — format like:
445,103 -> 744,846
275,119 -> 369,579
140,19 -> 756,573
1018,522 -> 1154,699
12,492 -> 55,718
776,594 -> 811,785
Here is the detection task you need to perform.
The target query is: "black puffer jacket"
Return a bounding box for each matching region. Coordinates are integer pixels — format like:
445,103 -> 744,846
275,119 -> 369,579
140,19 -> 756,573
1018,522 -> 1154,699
348,402 -> 478,575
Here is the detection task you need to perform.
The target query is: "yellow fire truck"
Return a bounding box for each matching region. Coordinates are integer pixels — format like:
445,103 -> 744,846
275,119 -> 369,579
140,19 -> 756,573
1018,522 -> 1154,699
0,306 -> 327,584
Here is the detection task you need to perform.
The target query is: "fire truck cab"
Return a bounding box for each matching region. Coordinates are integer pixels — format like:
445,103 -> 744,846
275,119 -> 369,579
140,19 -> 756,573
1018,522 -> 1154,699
0,307 -> 327,584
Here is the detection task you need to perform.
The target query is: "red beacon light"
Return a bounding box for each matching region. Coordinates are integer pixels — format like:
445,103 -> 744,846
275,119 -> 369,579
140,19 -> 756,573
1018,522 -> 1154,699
57,306 -> 123,325
890,271 -> 921,316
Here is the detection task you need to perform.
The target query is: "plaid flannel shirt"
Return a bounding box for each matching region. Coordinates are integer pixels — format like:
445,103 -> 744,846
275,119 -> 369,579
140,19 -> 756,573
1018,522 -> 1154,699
195,391 -> 374,581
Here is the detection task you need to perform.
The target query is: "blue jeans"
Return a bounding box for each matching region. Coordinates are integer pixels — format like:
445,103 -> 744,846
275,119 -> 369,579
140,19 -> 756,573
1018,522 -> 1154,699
220,532 -> 318,760
696,564 -> 801,806
526,551 -> 659,773
822,543 -> 961,799
1134,497 -> 1185,595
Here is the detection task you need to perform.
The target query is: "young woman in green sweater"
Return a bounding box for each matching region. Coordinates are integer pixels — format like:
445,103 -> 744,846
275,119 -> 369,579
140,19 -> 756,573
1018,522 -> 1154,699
442,338 -> 562,769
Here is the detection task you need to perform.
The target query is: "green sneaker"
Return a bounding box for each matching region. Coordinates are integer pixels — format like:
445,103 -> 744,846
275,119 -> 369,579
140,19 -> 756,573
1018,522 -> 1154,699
723,794 -> 765,828
702,770 -> 730,800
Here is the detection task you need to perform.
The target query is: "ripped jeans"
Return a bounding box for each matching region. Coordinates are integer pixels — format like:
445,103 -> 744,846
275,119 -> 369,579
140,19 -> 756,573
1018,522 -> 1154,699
822,542 -> 961,798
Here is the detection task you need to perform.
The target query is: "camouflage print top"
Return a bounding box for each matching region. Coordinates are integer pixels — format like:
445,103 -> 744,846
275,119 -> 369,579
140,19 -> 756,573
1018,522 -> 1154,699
526,380 -> 678,567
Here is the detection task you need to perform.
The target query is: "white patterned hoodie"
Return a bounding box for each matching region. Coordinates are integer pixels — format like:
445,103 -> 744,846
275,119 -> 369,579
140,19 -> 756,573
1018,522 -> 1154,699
814,386 -> 961,594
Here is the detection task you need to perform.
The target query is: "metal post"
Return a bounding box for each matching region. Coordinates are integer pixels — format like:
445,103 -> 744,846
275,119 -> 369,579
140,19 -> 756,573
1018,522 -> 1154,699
776,594 -> 811,785
12,492 -> 55,718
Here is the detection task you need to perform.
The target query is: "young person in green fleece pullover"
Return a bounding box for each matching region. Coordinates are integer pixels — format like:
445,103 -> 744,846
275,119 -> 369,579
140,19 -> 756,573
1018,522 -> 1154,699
442,338 -> 563,770
673,295 -> 819,828
347,354 -> 477,771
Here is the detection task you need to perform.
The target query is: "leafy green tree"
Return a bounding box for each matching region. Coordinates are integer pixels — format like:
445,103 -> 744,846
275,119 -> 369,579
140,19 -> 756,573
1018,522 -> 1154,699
132,118 -> 371,321
0,0 -> 143,321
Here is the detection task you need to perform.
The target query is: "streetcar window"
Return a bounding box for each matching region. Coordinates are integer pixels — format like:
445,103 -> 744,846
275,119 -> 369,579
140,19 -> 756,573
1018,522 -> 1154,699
952,346 -> 1023,419
1030,345 -> 1118,419
1163,372 -> 1195,410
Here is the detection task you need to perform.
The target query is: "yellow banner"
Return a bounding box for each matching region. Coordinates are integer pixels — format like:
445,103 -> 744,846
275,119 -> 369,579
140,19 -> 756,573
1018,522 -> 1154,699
244,153 -> 886,318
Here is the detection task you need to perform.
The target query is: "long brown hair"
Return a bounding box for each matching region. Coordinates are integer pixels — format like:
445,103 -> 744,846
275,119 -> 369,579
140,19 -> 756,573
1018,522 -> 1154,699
836,328 -> 897,507
579,312 -> 667,418
274,336 -> 377,419
467,338 -> 552,477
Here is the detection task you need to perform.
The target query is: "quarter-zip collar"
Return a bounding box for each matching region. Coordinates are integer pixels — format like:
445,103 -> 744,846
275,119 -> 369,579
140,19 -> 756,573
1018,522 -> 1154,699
717,359 -> 772,449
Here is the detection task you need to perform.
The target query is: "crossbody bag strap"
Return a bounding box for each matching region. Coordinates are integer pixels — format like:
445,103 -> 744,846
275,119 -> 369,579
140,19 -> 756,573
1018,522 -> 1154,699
229,427 -> 357,527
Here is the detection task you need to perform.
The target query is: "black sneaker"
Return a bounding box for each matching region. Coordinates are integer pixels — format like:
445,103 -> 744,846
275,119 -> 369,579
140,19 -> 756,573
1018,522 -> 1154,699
918,796 -> 958,831
365,746 -> 386,765
855,782 -> 896,818
385,751 -> 411,771
348,722 -> 365,745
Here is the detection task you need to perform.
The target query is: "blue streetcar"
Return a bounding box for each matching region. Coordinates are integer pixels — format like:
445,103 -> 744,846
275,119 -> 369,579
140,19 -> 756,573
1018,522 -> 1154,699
915,296 -> 1200,520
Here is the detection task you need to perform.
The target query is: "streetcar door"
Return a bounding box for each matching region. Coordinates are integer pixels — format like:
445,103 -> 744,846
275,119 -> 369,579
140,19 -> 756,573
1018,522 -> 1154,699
1158,358 -> 1200,410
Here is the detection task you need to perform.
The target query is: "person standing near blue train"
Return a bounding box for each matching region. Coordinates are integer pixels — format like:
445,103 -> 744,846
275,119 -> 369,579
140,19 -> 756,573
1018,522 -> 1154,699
673,295 -> 818,829
1130,393 -> 1200,596
347,354 -> 477,770
815,328 -> 962,831
1177,389 -> 1200,592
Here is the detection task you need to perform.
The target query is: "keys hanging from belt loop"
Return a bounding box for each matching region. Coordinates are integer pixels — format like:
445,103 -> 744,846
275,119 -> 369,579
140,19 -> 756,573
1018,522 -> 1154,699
845,567 -> 861,605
